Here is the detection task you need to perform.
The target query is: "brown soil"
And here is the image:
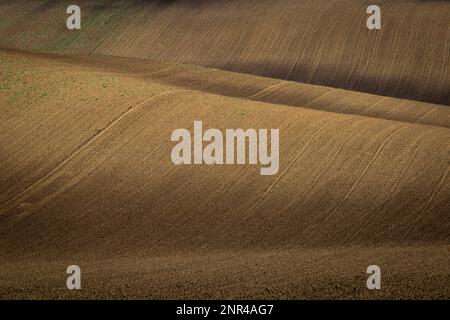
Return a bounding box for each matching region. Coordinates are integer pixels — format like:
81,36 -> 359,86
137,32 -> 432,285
0,0 -> 449,105
0,0 -> 449,299
0,49 -> 449,299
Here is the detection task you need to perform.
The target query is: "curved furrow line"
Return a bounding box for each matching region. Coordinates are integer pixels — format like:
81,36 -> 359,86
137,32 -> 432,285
252,117 -> 367,245
307,124 -> 411,238
343,129 -> 430,245
0,89 -> 184,211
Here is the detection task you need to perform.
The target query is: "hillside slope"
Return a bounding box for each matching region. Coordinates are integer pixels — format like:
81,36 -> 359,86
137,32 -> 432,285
0,51 -> 449,299
1,49 -> 449,254
0,0 -> 449,105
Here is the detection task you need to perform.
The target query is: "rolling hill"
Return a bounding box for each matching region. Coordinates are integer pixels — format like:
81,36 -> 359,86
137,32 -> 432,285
0,0 -> 449,105
0,0 -> 449,299
0,48 -> 449,299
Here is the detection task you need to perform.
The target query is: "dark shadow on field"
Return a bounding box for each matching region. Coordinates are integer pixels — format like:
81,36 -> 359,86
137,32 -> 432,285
13,49 -> 447,106
3,47 -> 448,130
225,61 -> 450,107
0,0 -> 448,106
52,50 -> 450,108
1,137 -> 449,261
